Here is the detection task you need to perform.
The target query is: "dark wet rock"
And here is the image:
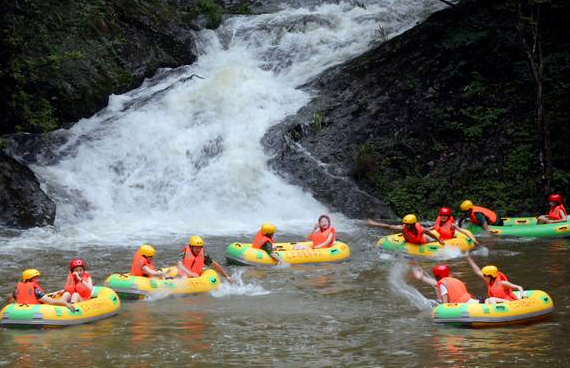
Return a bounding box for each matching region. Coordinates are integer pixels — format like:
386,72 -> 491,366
0,155 -> 56,229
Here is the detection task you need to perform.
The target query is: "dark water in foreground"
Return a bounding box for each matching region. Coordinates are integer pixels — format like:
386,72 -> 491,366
1,230 -> 569,367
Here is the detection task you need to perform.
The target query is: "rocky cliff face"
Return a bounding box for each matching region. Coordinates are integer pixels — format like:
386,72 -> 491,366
266,0 -> 570,219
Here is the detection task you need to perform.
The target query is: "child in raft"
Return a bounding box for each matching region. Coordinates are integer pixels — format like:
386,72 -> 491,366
411,264 -> 480,304
429,207 -> 479,245
537,193 -> 567,224
131,244 -> 165,279
9,269 -> 76,311
251,223 -> 286,265
295,215 -> 337,250
177,236 -> 234,283
367,214 -> 445,246
465,252 -> 525,304
60,258 -> 93,303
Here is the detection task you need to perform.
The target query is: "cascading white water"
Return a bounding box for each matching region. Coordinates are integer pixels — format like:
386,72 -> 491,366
9,0 -> 446,246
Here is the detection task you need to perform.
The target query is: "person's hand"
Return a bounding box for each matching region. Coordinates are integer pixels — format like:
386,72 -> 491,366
313,223 -> 319,231
74,272 -> 82,281
227,276 -> 235,284
366,219 -> 375,227
411,266 -> 424,280
66,302 -> 77,312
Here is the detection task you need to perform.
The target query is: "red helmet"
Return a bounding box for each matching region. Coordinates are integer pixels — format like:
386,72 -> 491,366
69,258 -> 86,271
439,207 -> 452,216
548,194 -> 563,204
432,264 -> 450,279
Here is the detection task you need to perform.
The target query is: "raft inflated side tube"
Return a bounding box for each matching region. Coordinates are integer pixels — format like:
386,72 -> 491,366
225,241 -> 350,266
0,286 -> 120,328
466,217 -> 570,237
375,230 -> 476,258
432,290 -> 554,328
104,267 -> 220,300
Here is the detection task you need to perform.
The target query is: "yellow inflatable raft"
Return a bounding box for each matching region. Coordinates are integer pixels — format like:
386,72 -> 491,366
225,241 -> 350,266
375,230 -> 476,257
432,290 -> 554,327
0,286 -> 120,328
104,267 -> 220,300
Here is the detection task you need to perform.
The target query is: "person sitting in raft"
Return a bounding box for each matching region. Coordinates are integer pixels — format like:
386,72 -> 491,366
308,215 -> 336,248
131,244 -> 165,279
60,258 -> 93,303
177,236 -> 234,283
411,264 -> 479,304
537,193 -> 567,224
465,252 -> 524,304
430,207 -> 479,246
9,269 -> 76,311
251,223 -> 285,265
367,214 -> 445,246
457,200 -> 504,231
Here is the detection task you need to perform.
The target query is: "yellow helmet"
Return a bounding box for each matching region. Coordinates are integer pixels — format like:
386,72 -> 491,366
188,236 -> 204,247
22,269 -> 41,281
139,244 -> 156,257
402,214 -> 417,224
261,223 -> 276,235
460,200 -> 474,211
481,265 -> 499,278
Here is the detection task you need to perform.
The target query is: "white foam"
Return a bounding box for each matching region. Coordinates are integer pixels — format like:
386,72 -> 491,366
388,262 -> 439,311
210,269 -> 270,297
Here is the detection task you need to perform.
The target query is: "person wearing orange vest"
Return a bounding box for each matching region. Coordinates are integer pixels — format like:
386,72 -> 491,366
458,200 -> 504,231
60,258 -> 93,303
177,236 -> 234,283
465,252 -> 524,304
130,244 -> 165,278
10,269 -> 76,311
308,215 -> 336,249
537,193 -> 567,224
411,264 -> 479,304
429,207 -> 479,245
251,223 -> 285,264
367,214 -> 445,246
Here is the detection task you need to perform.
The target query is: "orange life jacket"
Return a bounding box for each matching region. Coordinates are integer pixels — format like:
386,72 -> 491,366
252,230 -> 274,249
130,251 -> 155,277
403,223 -> 427,244
178,246 -> 206,277
310,227 -> 336,248
436,277 -> 473,303
14,281 -> 44,305
434,216 -> 455,240
487,272 -> 517,300
469,206 -> 497,225
549,204 -> 567,220
64,272 -> 92,300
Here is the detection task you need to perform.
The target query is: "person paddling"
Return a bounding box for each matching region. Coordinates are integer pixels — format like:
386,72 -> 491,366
367,214 -> 445,246
457,200 -> 503,231
9,269 -> 76,311
308,215 -> 336,249
537,193 -> 567,224
465,252 -> 524,304
411,264 -> 479,304
60,259 -> 93,303
430,207 -> 479,245
251,223 -> 286,265
130,244 -> 165,279
177,236 -> 234,283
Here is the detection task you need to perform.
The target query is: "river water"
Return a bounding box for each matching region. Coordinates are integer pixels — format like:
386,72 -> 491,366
2,0 -> 569,366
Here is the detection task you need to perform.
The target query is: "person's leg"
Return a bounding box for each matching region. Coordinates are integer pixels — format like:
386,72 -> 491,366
537,215 -> 547,224
60,291 -> 72,302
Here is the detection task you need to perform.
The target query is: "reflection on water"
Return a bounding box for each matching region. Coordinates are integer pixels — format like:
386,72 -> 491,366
1,233 -> 570,367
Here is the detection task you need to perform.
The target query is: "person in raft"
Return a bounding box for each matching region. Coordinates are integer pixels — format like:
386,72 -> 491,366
537,193 -> 567,224
251,223 -> 285,264
465,252 -> 524,304
429,207 -> 479,246
457,200 -> 504,231
411,264 -> 479,304
367,214 -> 446,246
9,269 -> 76,311
308,215 -> 336,248
131,244 -> 165,279
60,258 -> 93,303
177,236 -> 234,283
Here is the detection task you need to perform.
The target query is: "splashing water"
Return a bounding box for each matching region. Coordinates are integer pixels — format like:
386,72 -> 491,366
211,268 -> 270,297
388,262 -> 438,311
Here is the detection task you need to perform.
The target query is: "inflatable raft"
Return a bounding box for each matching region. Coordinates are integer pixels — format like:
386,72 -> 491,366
432,290 -> 554,327
465,217 -> 570,237
225,241 -> 350,266
375,230 -> 476,258
0,286 -> 120,328
104,267 -> 220,300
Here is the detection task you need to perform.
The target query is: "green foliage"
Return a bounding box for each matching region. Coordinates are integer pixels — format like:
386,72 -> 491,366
311,111 -> 324,132
198,0 -> 223,29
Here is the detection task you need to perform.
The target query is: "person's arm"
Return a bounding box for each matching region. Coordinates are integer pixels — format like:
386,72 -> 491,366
411,266 -> 437,287
39,295 -> 76,311
425,230 -> 445,246
502,280 -> 524,297
453,224 -> 479,246
366,219 -> 401,231
176,260 -> 197,277
313,232 -> 334,249
142,265 -> 164,278
308,223 -> 319,239
75,273 -> 93,291
465,252 -> 484,280
476,213 -> 491,231
211,261 -> 235,283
